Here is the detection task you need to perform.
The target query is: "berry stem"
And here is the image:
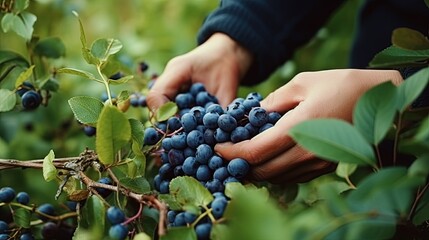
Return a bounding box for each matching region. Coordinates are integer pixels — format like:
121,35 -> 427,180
122,203 -> 143,225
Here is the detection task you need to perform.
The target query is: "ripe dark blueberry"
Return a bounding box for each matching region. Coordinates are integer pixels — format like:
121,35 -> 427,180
189,106 -> 206,124
202,112 -> 219,129
244,122 -> 259,137
0,234 -> 8,240
20,233 -> 34,240
184,211 -> 198,224
227,158 -> 250,179
168,149 -> 185,166
174,212 -> 186,226
214,128 -> 230,143
195,223 -> 212,240
153,174 -> 161,191
190,83 -> 206,96
195,144 -> 213,164
175,93 -> 195,109
130,94 -> 140,107
186,130 -> 204,149
203,129 -> 216,146
21,90 -> 42,110
170,132 -> 187,149
109,72 -> 124,80
248,107 -> 268,127
161,152 -> 169,165
16,82 -> 35,96
0,187 -> 16,203
247,92 -> 263,101
268,111 -> 282,124
242,97 -> 260,111
167,116 -> 182,132
0,221 -> 8,233
16,191 -> 30,205
230,126 -> 250,143
213,167 -> 229,182
231,97 -> 245,104
182,157 -> 199,176
217,114 -> 237,132
155,122 -> 167,133
183,147 -> 196,158
66,201 -> 78,211
196,165 -> 211,181
259,123 -> 274,133
167,210 -> 177,223
224,176 -> 239,185
159,180 -> 170,194
205,103 -> 224,115
143,127 -> 160,145
196,91 -> 216,106
211,197 -> 228,219
208,155 -> 223,170
109,224 -> 128,240
139,61 -> 149,72
212,191 -> 226,199
205,179 -> 224,193
83,125 -> 96,137
179,108 -> 191,117
196,124 -> 206,133
37,203 -> 55,221
138,95 -> 147,107
226,102 -> 246,120
181,112 -> 198,132
41,222 -> 58,239
174,165 -> 185,177
161,138 -> 173,151
96,177 -> 113,198
107,206 -> 126,225
159,163 -> 174,179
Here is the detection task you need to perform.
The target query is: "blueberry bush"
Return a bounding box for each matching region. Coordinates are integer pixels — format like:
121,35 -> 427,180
1,0 -> 429,239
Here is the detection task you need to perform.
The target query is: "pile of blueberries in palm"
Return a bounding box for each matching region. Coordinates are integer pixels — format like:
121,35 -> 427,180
143,83 -> 281,239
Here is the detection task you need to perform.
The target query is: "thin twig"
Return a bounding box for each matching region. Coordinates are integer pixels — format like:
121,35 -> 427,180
408,182 -> 429,221
0,157 -> 79,170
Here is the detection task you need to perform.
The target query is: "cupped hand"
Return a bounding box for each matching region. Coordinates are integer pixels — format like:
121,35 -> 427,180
147,33 -> 253,111
215,69 -> 403,184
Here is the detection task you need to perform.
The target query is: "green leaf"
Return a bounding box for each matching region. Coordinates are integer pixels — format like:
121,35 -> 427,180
1,12 -> 36,40
13,208 -> 31,228
133,232 -> 152,240
353,81 -> 397,145
43,149 -> 57,182
156,101 -> 178,122
109,75 -> 134,85
57,67 -> 99,81
0,89 -> 17,112
225,182 -> 269,201
169,176 -> 213,209
399,116 -> 429,156
129,118 -> 145,146
78,195 -> 105,239
408,155 -> 429,178
397,67 -> 429,112
392,28 -> 429,50
13,0 -> 29,13
96,105 -> 131,165
160,227 -> 197,240
119,177 -> 151,194
34,37 -> 66,58
72,11 -> 99,65
412,188 -> 429,225
14,65 -> 34,88
0,50 -> 28,67
369,46 -> 429,68
68,96 -> 104,125
90,38 -> 123,62
336,162 -> 357,179
289,119 -> 376,167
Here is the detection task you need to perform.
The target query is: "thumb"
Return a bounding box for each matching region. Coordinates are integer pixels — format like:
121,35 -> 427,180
260,80 -> 304,113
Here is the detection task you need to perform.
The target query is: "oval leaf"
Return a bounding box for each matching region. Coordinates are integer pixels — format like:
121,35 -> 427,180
43,149 -> 57,182
0,50 -> 29,67
119,177 -> 151,194
90,38 -> 122,62
169,176 -> 213,209
96,105 -> 131,165
13,208 -> 31,228
289,119 -> 376,167
392,28 -> 429,50
156,101 -> 178,122
57,67 -> 98,81
408,155 -> 429,178
353,81 -> 397,145
336,162 -> 357,179
397,67 -> 429,112
68,96 -> 104,125
14,65 -> 34,88
0,89 -> 17,112
369,46 -> 429,68
34,37 -> 66,58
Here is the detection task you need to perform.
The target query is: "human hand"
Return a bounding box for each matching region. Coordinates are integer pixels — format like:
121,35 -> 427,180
215,69 -> 403,184
147,33 -> 253,111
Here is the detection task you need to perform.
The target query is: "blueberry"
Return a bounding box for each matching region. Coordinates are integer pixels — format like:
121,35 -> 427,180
16,191 -> 30,205
170,132 -> 187,149
181,112 -> 198,132
212,192 -> 226,200
227,158 -> 250,179
138,95 -> 147,107
226,102 -> 246,120
37,203 -> 55,221
214,128 -> 230,143
196,124 -> 206,133
248,107 -> 268,127
174,212 -> 186,226
130,94 -> 140,107
259,123 -> 274,133
161,137 -> 173,151
211,197 -> 228,219
41,222 -> 58,239
159,163 -> 174,179
205,103 -> 224,115
168,149 -> 185,166
184,211 -> 198,224
205,179 -> 224,193
21,90 -> 41,110
247,92 -> 263,101
189,106 -> 206,124
0,187 -> 16,203
208,155 -> 224,170
174,165 -> 185,177
167,210 -> 177,223
196,165 -> 211,181
66,201 -> 78,211
244,122 -> 259,137
159,180 -> 170,194
109,224 -> 128,240
109,72 -> 124,80
139,61 -> 149,72
195,144 -> 213,164
230,126 -> 250,143
16,82 -> 35,96
0,234 -> 8,240
143,127 -> 160,145
185,130 -> 203,149
213,167 -> 229,182
161,152 -> 169,164
83,125 -> 96,137
155,122 -> 167,133
20,233 -> 34,240
242,97 -> 260,111
182,157 -> 199,176
190,83 -> 206,96
175,93 -> 195,109
196,91 -> 216,106
153,174 -> 161,191
167,116 -> 182,133
183,147 -> 196,158
203,129 -> 216,146
0,221 -> 8,233
217,114 -> 237,132
223,176 -> 239,185
268,111 -> 282,124
203,112 -> 219,129
195,223 -> 212,240
96,177 -> 113,198
107,206 -> 126,225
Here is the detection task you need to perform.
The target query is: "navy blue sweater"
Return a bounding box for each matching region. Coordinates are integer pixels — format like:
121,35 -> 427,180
197,0 -> 429,88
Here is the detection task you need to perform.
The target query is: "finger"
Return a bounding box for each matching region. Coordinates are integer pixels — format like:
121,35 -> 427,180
268,160 -> 336,184
260,79 -> 304,113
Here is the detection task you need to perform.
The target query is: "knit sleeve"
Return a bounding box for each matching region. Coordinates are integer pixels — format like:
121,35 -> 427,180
197,0 -> 344,85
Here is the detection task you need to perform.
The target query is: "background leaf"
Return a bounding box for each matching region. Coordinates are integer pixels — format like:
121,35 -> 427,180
392,28 -> 429,50
68,96 -> 104,125
336,162 -> 357,179
0,89 -> 17,112
396,67 -> 429,112
90,38 -> 123,62
353,81 -> 397,145
289,119 -> 376,167
369,46 -> 429,68
96,105 -> 131,165
57,67 -> 98,81
34,37 -> 66,58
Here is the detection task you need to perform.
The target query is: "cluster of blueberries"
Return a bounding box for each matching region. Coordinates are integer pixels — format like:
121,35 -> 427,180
143,83 -> 281,240
16,82 -> 42,110
0,187 -> 75,240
